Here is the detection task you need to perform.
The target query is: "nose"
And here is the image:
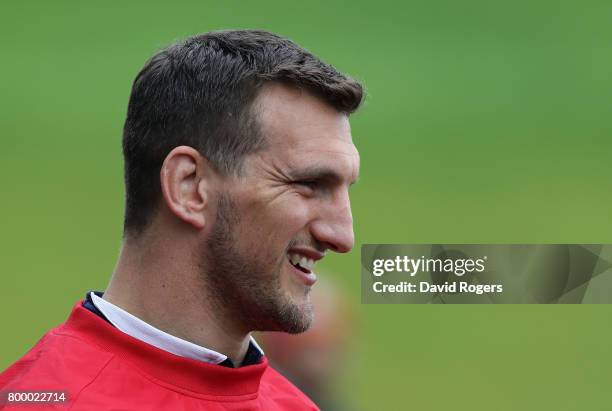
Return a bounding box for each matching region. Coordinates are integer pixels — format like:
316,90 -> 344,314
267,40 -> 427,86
310,191 -> 355,254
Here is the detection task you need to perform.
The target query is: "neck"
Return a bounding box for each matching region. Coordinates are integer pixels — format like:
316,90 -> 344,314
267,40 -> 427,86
103,230 -> 251,366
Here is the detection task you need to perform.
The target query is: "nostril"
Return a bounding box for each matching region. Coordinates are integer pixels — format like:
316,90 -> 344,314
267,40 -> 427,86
309,217 -> 354,254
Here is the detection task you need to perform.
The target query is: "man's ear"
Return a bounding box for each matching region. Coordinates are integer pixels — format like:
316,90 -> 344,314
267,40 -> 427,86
159,146 -> 215,230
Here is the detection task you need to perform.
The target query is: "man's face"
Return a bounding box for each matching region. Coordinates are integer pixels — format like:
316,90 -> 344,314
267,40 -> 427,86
203,83 -> 360,334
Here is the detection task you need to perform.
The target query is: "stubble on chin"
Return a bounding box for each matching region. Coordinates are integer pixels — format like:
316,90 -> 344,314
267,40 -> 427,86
200,193 -> 314,334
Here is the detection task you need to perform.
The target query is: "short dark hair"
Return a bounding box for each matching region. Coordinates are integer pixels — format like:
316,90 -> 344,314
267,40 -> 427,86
122,29 -> 364,236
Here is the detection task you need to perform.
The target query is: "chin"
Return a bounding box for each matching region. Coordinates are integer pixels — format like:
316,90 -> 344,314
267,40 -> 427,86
262,296 -> 314,334
279,314 -> 313,335
285,298 -> 315,334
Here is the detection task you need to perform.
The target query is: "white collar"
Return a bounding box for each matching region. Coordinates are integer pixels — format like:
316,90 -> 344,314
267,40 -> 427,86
90,292 -> 263,365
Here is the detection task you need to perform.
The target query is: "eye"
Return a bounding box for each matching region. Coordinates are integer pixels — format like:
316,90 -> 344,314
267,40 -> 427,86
292,180 -> 319,194
294,180 -> 318,189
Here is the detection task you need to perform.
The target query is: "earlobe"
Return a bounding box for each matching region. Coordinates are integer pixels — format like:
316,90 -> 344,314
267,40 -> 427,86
159,146 -> 210,230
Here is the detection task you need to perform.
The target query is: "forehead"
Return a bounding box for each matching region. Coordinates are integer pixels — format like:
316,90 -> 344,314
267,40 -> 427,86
253,83 -> 360,183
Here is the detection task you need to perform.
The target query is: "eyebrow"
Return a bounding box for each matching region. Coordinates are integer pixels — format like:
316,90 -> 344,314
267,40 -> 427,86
287,166 -> 359,186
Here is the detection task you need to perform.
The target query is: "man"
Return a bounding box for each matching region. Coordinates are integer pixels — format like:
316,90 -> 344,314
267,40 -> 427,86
0,29 -> 363,410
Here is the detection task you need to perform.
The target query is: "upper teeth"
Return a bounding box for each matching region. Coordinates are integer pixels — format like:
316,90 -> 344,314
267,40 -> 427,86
288,253 -> 315,271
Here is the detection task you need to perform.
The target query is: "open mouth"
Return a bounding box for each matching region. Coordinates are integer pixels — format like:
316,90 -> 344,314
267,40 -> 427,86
287,253 -> 315,274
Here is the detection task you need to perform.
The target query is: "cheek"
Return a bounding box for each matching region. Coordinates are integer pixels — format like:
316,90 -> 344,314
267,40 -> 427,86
270,196 -> 312,232
240,196 -> 312,249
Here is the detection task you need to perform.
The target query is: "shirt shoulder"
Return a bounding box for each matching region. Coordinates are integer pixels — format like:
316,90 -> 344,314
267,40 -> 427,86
0,325 -> 115,406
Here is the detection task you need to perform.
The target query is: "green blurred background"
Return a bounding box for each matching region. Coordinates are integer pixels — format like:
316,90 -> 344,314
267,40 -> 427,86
2,0 -> 611,409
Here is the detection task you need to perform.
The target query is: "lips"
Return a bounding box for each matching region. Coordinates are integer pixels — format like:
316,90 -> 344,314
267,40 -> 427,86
286,251 -> 319,286
287,253 -> 314,273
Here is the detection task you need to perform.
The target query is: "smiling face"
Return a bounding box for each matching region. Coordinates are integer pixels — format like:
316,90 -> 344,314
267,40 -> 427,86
202,83 -> 360,334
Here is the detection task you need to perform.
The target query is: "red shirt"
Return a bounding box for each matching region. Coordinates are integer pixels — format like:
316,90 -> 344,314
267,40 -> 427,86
0,302 -> 319,410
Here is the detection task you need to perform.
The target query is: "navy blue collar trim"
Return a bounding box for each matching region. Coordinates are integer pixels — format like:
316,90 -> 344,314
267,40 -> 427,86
81,291 -> 263,368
